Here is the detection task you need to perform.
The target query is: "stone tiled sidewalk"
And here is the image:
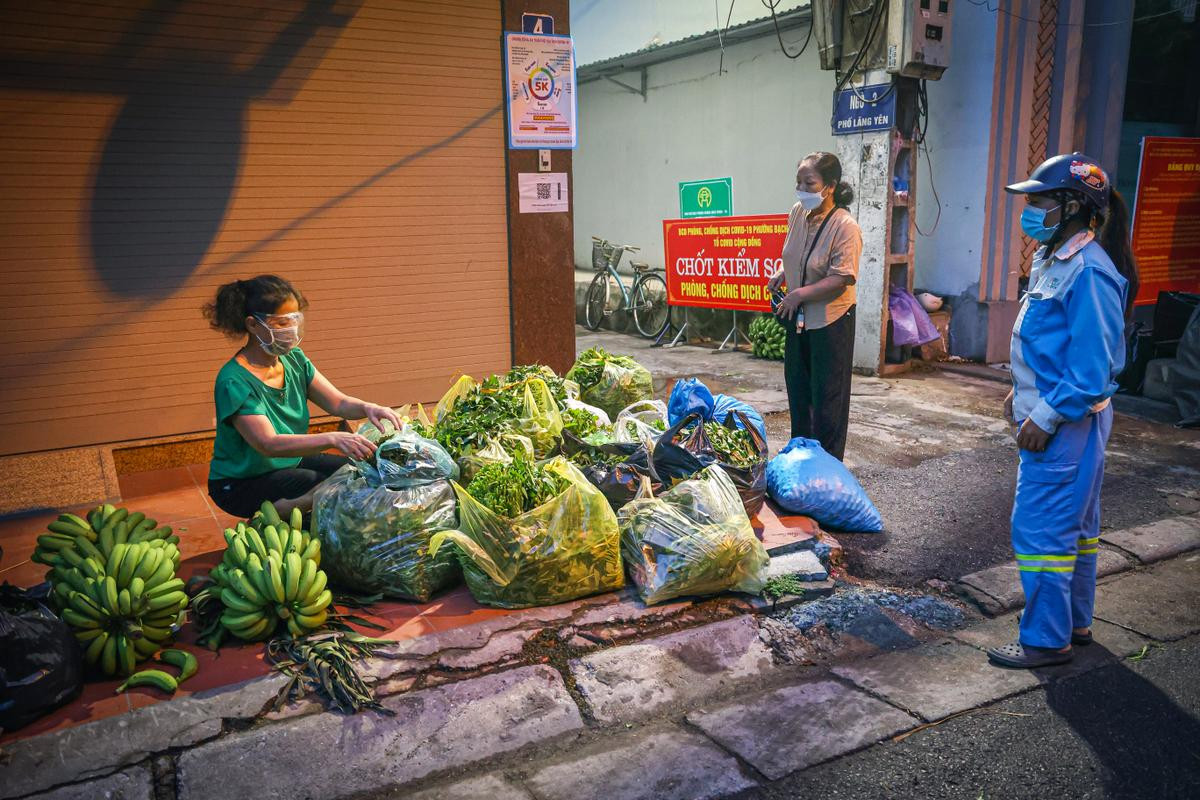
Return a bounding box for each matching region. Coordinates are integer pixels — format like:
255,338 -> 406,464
5,530 -> 1197,800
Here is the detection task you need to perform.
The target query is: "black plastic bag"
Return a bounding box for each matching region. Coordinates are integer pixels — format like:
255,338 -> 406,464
561,430 -> 663,511
1,583 -> 83,732
651,411 -> 768,516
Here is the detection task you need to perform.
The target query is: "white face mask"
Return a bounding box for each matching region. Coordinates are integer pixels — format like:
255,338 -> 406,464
795,189 -> 825,210
252,313 -> 304,357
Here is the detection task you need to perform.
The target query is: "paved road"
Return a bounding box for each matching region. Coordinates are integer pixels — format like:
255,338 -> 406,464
579,329 -> 1200,587
733,635 -> 1200,800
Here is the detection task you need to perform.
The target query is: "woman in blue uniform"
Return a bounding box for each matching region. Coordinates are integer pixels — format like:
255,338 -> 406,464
987,153 -> 1139,669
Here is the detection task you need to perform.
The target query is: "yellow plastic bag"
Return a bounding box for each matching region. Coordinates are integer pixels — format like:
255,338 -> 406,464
514,378 -> 564,458
458,433 -> 535,483
434,375 -> 477,423
428,457 -> 624,608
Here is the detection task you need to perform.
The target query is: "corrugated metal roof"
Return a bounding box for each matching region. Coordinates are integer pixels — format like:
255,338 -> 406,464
578,4 -> 812,81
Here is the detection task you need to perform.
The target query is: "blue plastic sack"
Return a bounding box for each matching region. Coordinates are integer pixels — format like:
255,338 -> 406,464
766,438 -> 883,532
667,379 -> 767,441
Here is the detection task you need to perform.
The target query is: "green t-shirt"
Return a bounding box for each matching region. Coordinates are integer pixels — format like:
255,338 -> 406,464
209,348 -> 316,481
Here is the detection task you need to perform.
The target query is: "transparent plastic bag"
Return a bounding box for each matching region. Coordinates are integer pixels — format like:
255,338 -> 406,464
566,348 -> 655,418
512,378 -> 564,458
614,399 -> 669,447
652,412 -> 769,516
312,432 -> 462,601
563,397 -> 613,428
428,457 -> 624,609
458,433 -> 534,484
619,466 -> 768,605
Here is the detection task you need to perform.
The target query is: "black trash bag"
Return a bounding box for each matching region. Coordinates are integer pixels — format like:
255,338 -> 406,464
561,430 -> 663,511
1,583 -> 83,733
651,411 -> 768,517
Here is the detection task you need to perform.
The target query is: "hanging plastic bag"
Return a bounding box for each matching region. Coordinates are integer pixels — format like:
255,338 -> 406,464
614,399 -> 669,447
0,583 -> 84,732
434,374 -> 478,422
620,467 -> 768,604
566,347 -> 655,418
666,378 -> 767,441
652,411 -> 769,516
313,430 -> 461,601
512,378 -> 564,458
766,437 -> 884,532
888,286 -> 941,347
428,458 -> 624,609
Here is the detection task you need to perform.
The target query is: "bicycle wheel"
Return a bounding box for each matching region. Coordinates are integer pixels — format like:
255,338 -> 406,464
632,273 -> 670,339
584,272 -> 614,331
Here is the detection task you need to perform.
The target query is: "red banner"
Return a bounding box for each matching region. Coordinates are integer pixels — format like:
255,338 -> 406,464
1130,137 -> 1200,306
661,214 -> 790,312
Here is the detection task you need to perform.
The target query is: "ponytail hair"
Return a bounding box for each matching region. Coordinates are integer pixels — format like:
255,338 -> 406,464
1098,189 -> 1139,318
203,275 -> 307,337
802,151 -> 855,208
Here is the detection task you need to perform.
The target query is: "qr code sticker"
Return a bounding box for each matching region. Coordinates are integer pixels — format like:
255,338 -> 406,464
536,182 -> 551,200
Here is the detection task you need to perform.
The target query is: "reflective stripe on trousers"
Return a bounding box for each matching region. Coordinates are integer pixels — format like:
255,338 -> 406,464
1012,405 -> 1112,649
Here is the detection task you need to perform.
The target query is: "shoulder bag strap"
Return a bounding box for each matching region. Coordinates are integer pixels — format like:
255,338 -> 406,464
799,208 -> 838,288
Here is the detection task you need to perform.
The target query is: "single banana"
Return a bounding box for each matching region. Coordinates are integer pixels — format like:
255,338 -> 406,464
134,547 -> 164,583
117,543 -> 143,587
132,636 -> 160,659
265,555 -> 285,603
290,506 -> 303,530
139,622 -> 176,642
145,557 -> 175,589
125,511 -> 146,531
146,591 -> 187,613
39,531 -> 79,548
118,588 -> 132,617
107,507 -> 129,528
245,527 -> 268,560
59,512 -> 94,531
105,542 -> 127,579
223,528 -> 239,549
116,633 -> 136,676
229,568 -> 266,605
114,520 -> 131,548
284,552 -> 302,602
229,614 -> 274,641
75,626 -> 105,643
302,570 -> 328,604
221,587 -> 260,614
87,506 -> 104,532
75,536 -> 105,563
129,577 -> 146,612
300,537 -> 321,566
97,521 -> 116,558
102,576 -> 120,616
57,546 -> 85,569
62,608 -> 102,629
85,630 -> 109,665
68,590 -> 106,620
294,609 -> 328,631
158,649 -> 198,682
101,633 -> 118,675
286,617 -> 305,638
116,669 -> 178,694
221,609 -> 267,630
145,578 -> 185,598
262,525 -> 282,555
81,557 -> 105,580
297,589 -> 332,616
230,535 -> 250,567
295,558 -> 318,601
260,500 -> 282,526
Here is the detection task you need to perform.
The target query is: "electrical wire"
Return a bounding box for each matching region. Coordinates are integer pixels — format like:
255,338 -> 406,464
830,0 -> 892,123
716,0 -> 736,75
913,78 -> 943,237
965,0 -> 1182,27
760,0 -> 815,59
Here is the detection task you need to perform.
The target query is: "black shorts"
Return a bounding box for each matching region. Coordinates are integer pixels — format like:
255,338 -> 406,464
207,454 -> 349,518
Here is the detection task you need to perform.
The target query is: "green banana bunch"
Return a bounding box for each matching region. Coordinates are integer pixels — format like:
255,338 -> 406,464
206,501 -> 331,642
749,314 -> 787,361
38,504 -> 187,677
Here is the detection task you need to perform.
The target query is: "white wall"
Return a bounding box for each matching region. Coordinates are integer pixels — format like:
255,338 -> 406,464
573,31 -> 836,270
911,1 -> 999,299
572,0 -> 807,67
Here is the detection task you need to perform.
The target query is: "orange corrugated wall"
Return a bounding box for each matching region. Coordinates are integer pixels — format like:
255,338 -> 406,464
0,0 -> 510,456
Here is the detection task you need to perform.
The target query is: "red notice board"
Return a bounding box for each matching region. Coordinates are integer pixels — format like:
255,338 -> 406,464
1130,137 -> 1200,305
662,214 -> 789,312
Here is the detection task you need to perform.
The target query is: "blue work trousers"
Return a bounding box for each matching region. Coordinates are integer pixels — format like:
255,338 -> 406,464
1012,405 -> 1112,649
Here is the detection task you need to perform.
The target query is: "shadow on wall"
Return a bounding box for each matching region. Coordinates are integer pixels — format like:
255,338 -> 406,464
0,0 -> 362,298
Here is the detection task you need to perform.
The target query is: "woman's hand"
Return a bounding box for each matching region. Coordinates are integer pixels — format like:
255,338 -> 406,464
1004,390 -> 1015,425
1016,419 -> 1051,452
363,403 -> 402,434
777,288 -> 805,320
327,432 -> 377,461
766,269 -> 785,292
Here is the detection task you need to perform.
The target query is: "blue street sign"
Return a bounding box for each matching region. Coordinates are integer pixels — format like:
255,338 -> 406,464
832,83 -> 895,136
522,13 -> 554,34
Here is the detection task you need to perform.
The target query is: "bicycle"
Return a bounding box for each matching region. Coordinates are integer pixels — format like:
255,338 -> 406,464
584,236 -> 671,339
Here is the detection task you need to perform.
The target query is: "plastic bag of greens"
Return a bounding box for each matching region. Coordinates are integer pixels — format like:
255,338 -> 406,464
563,398 -> 612,429
428,458 -> 624,609
667,378 -> 767,442
432,375 -> 563,460
620,467 -> 768,605
766,438 -> 884,532
313,431 -> 461,601
566,347 -> 655,418
512,378 -> 564,458
458,433 -> 535,484
562,429 -> 663,511
614,399 -> 669,447
652,411 -> 768,517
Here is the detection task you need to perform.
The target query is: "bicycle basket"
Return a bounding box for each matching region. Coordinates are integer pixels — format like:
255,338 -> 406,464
592,240 -> 615,271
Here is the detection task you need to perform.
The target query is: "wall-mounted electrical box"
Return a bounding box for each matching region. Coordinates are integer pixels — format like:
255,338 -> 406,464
886,0 -> 953,79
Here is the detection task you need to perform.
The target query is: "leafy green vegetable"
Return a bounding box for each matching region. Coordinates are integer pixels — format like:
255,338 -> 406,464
762,575 -> 808,600
564,406 -> 603,439
505,364 -> 571,404
566,347 -> 654,418
465,453 -> 570,517
682,422 -> 759,469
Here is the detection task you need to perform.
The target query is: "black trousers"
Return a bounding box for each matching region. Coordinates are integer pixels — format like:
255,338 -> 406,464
207,454 -> 349,518
784,305 -> 856,461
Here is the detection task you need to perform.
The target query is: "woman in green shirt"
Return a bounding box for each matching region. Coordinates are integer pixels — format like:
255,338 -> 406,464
203,275 -> 400,518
